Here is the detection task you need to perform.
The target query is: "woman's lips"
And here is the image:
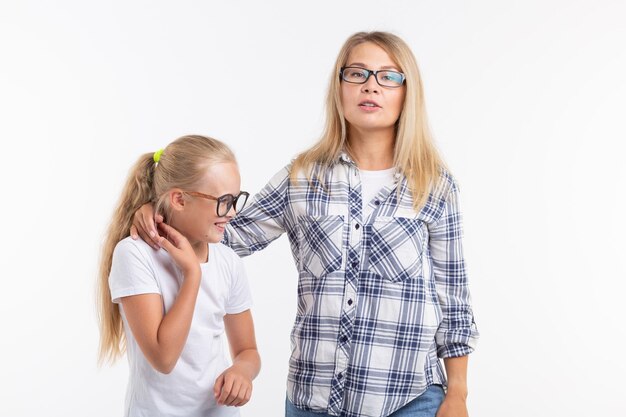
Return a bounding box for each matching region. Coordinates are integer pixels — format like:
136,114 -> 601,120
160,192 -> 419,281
359,100 -> 381,111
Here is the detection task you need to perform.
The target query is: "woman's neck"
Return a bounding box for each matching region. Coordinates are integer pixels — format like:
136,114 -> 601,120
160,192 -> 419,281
347,129 -> 395,170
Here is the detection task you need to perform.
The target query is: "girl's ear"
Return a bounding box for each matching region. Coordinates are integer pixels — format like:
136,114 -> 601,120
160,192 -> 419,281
169,189 -> 186,212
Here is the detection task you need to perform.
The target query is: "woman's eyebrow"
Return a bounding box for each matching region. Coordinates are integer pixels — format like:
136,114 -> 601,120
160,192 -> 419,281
345,62 -> 400,70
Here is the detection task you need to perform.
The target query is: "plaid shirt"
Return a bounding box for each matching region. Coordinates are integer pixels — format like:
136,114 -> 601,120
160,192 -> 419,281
224,154 -> 479,417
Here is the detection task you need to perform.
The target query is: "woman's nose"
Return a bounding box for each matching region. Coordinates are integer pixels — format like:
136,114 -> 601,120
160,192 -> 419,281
361,74 -> 380,94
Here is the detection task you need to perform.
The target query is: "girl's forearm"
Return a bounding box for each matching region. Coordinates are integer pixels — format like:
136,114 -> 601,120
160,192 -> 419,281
153,267 -> 201,372
231,348 -> 261,380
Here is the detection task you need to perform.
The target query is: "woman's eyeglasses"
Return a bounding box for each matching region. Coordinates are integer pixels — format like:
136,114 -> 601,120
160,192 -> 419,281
183,191 -> 250,217
339,66 -> 406,88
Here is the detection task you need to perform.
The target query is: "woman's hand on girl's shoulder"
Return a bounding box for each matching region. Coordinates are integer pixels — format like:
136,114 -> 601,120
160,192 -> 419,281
156,222 -> 200,278
130,202 -> 163,250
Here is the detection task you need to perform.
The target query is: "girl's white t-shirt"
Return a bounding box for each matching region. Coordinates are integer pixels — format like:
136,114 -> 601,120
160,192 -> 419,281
109,237 -> 253,417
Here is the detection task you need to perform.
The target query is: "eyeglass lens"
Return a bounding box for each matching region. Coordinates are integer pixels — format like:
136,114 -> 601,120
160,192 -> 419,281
217,193 -> 249,216
341,67 -> 404,87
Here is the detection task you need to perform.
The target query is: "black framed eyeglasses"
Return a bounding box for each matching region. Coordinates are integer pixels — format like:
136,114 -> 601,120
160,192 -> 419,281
183,191 -> 250,217
340,66 -> 406,88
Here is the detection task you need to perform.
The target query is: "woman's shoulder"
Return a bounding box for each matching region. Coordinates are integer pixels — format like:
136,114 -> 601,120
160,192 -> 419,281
432,167 -> 460,201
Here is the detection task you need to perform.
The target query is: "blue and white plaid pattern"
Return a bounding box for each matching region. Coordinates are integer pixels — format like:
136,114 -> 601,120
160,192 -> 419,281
224,154 -> 479,417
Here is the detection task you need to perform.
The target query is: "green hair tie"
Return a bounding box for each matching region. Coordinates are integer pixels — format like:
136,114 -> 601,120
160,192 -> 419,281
153,149 -> 164,164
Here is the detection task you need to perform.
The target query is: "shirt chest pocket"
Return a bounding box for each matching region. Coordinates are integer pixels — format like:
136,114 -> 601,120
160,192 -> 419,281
296,215 -> 344,278
367,216 -> 426,283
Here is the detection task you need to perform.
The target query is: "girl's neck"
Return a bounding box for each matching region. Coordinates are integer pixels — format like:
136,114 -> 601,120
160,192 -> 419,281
191,242 -> 209,263
347,129 -> 395,170
169,219 -> 209,263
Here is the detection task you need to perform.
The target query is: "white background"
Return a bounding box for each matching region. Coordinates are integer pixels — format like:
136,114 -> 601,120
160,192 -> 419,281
1,1 -> 624,416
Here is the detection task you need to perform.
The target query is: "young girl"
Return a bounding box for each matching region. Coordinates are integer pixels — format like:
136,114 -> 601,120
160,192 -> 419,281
98,135 -> 260,417
135,32 -> 478,417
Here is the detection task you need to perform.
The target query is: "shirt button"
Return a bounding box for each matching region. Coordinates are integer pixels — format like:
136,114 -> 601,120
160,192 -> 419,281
355,223 -> 360,230
374,200 -> 380,206
347,299 -> 353,306
340,336 -> 348,343
351,261 -> 358,268
337,372 -> 343,379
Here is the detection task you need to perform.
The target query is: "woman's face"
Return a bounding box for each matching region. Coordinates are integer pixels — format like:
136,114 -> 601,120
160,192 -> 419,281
174,161 -> 242,245
340,42 -> 406,137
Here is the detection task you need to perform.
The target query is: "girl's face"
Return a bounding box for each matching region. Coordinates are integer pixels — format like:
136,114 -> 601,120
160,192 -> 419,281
173,161 -> 242,245
340,42 -> 406,137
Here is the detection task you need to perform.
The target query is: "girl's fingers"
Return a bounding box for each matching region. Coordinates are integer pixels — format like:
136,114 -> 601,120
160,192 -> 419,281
243,386 -> 252,405
232,384 -> 248,406
225,380 -> 242,406
157,223 -> 185,247
157,235 -> 175,253
214,373 -> 225,399
218,377 -> 235,405
157,222 -> 180,237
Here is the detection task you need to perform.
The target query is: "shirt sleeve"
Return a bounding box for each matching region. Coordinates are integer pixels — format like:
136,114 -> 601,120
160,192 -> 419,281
109,239 -> 161,303
428,181 -> 479,358
223,164 -> 291,257
225,254 -> 253,314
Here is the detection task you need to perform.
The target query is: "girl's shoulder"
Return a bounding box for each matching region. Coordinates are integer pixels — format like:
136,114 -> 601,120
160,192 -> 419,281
208,242 -> 244,269
113,236 -> 155,261
112,236 -> 171,270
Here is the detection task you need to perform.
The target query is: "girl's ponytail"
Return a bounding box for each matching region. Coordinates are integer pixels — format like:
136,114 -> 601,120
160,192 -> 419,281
97,153 -> 155,364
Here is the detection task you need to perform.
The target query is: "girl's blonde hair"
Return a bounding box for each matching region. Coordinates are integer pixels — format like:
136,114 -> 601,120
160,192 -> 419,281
291,31 -> 445,210
97,135 -> 235,364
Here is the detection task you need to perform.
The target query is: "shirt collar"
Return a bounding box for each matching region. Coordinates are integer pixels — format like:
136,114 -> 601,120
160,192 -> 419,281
338,150 -> 403,183
338,151 -> 355,165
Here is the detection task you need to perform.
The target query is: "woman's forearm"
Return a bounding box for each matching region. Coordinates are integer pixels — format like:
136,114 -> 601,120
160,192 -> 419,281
443,355 -> 468,398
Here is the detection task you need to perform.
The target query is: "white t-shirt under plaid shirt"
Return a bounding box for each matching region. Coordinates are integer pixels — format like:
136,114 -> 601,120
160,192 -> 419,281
224,153 -> 479,417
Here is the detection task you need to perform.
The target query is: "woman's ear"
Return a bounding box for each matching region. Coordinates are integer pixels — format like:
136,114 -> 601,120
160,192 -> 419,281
169,189 -> 186,212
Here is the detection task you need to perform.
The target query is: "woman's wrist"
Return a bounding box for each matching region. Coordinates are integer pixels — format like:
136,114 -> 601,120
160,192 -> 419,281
445,384 -> 468,400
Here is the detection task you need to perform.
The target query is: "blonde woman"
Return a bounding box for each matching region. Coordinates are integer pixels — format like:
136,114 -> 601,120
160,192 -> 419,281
98,135 -> 260,416
134,31 -> 479,417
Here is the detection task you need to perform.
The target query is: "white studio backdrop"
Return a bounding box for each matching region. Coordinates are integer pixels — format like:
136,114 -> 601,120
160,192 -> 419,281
0,1 -> 624,416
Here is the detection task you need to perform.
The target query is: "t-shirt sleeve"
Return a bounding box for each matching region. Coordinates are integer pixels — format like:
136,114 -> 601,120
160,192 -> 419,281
225,254 -> 253,315
109,239 -> 161,304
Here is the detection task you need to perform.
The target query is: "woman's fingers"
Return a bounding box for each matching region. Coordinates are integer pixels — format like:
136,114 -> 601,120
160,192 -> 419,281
131,206 -> 160,249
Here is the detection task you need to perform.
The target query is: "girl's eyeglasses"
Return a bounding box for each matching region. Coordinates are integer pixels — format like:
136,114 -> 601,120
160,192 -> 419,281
183,191 -> 250,217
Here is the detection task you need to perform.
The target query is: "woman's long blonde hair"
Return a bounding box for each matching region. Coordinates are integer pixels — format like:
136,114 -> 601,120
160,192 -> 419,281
291,31 -> 445,210
97,135 -> 235,364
